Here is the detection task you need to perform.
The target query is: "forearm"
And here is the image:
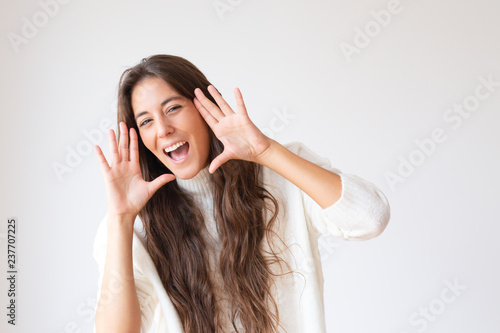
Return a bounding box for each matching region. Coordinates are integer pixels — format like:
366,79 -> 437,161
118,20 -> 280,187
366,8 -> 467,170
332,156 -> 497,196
95,215 -> 141,333
256,140 -> 342,209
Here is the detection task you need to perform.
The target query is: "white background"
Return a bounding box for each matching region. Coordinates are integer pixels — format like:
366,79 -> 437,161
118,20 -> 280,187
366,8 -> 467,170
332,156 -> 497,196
1,0 -> 499,332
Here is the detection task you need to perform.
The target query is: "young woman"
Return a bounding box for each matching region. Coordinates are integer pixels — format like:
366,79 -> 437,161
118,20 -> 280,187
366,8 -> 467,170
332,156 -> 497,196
92,54 -> 391,333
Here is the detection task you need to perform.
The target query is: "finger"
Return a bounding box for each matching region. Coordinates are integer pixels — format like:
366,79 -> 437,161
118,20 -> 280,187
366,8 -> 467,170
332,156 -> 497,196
207,85 -> 235,116
94,145 -> 111,173
194,87 -> 225,120
129,127 -> 139,163
209,151 -> 232,174
234,87 -> 248,116
148,173 -> 176,195
194,97 -> 218,128
118,122 -> 130,162
108,128 -> 119,166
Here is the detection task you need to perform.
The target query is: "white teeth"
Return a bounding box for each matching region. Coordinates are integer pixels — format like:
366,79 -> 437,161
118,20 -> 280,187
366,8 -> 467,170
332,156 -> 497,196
164,141 -> 186,153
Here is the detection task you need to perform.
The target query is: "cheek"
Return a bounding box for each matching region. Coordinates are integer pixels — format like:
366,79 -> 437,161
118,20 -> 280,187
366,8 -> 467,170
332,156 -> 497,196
138,131 -> 155,151
191,114 -> 210,143
200,123 -> 211,146
196,123 -> 211,158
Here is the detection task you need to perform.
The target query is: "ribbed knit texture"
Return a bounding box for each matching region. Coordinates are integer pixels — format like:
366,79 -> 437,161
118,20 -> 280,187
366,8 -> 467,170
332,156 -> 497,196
93,142 -> 391,333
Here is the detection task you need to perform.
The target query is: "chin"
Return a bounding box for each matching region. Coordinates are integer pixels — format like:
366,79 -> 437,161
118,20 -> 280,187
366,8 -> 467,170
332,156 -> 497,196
171,164 -> 201,180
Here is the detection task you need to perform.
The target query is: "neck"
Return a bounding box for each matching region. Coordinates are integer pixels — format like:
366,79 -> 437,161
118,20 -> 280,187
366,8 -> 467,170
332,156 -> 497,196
175,165 -> 212,197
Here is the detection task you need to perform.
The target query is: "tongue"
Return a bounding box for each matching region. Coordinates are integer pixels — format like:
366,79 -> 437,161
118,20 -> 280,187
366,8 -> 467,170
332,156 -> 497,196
170,143 -> 189,161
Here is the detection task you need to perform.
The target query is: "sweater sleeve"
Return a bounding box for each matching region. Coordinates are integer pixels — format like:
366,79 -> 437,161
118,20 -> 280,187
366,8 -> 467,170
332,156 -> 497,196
92,215 -> 159,333
286,142 -> 391,241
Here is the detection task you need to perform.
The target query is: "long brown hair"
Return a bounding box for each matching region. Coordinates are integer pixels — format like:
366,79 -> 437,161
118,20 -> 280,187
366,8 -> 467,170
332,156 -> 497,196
117,55 -> 291,332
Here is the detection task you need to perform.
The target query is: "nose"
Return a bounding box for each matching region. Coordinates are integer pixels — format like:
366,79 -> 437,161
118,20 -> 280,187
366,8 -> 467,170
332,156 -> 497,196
156,118 -> 174,138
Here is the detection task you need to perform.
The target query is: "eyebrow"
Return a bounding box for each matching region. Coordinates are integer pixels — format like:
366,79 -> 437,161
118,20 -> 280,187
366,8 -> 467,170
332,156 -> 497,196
134,96 -> 184,120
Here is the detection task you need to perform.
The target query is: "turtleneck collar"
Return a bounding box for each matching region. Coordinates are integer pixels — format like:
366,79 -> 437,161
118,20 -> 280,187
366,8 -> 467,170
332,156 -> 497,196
175,165 -> 212,197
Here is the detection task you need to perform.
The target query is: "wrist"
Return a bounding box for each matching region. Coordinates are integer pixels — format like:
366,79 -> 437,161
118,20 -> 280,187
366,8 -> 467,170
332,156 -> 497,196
106,212 -> 137,226
253,139 -> 283,168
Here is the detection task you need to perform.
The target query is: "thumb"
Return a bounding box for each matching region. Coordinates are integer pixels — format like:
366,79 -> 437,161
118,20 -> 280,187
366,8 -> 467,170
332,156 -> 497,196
209,151 -> 233,174
148,173 -> 176,195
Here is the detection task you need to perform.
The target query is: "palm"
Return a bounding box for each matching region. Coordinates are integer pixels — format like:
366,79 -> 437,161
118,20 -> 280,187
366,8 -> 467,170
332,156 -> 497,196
94,122 -> 175,218
103,162 -> 150,216
212,113 -> 262,158
193,85 -> 271,173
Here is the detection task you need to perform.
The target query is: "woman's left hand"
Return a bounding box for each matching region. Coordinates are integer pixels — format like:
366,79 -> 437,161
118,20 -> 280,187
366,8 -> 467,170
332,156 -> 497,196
193,85 -> 272,173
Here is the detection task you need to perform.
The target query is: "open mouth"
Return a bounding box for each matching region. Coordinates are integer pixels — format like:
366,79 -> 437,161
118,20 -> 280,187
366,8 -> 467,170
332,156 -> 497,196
164,141 -> 189,162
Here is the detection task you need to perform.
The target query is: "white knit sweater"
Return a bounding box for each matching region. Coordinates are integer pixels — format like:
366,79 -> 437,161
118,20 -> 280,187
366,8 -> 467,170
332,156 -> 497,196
93,142 -> 391,333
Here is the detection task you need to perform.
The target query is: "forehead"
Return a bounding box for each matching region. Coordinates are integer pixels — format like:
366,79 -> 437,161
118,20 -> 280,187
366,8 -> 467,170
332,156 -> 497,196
131,77 -> 184,109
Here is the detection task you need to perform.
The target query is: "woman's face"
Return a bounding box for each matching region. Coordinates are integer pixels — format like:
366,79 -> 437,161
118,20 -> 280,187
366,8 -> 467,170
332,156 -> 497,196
131,76 -> 211,179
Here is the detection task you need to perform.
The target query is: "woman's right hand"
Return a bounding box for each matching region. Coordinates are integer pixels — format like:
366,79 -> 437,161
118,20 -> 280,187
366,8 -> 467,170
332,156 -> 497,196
94,121 -> 175,219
